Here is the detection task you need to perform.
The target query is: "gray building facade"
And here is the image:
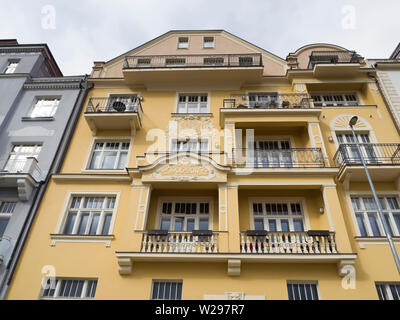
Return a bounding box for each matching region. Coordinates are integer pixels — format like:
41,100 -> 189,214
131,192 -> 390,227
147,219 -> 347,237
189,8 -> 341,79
0,40 -> 89,298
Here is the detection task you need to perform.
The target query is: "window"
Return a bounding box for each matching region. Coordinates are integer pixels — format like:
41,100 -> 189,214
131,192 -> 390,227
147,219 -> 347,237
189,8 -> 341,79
287,282 -> 319,300
41,278 -> 97,300
177,94 -> 208,113
108,96 -> 138,112
203,37 -> 215,48
376,283 -> 400,300
61,196 -> 116,236
88,141 -> 130,170
159,200 -> 210,232
178,37 -> 189,49
4,144 -> 42,172
337,133 -> 376,163
151,280 -> 182,300
30,98 -> 60,118
166,58 -> 186,67
248,93 -> 278,109
0,202 -> 16,238
4,60 -> 19,74
171,140 -> 208,153
136,58 -> 151,67
251,140 -> 292,168
311,93 -> 358,107
239,56 -> 253,66
252,200 -> 305,232
351,196 -> 400,237
204,57 -> 224,66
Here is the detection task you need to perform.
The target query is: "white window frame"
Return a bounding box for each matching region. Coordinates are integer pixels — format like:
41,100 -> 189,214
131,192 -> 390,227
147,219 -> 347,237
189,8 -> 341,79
170,138 -> 209,153
151,280 -> 183,300
86,140 -> 131,170
249,197 -> 310,231
287,281 -> 320,300
157,197 -> 213,232
83,136 -> 133,173
55,192 -> 120,238
4,59 -> 19,74
40,278 -> 97,300
350,195 -> 400,237
203,37 -> 215,49
311,92 -> 361,107
30,97 -> 61,118
0,201 -> 16,238
376,282 -> 400,300
177,37 -> 189,49
250,136 -> 296,168
4,144 -> 42,172
176,93 -> 209,114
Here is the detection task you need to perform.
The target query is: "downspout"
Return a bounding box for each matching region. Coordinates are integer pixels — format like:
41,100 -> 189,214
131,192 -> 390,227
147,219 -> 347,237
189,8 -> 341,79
0,75 -> 93,300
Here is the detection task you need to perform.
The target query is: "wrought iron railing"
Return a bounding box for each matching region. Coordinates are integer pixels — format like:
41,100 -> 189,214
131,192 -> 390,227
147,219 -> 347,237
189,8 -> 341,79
141,231 -> 218,253
222,93 -> 314,109
123,53 -> 263,69
333,143 -> 400,167
240,231 -> 338,254
308,50 -> 361,69
233,148 -> 325,168
85,97 -> 143,114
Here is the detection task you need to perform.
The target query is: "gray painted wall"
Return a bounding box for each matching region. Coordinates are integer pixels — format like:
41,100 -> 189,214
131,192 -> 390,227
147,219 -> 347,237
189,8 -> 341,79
0,44 -> 87,298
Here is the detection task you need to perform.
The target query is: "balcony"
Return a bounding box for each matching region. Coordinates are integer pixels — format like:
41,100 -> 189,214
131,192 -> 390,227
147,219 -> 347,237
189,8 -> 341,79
122,54 -> 264,88
84,97 -> 143,132
141,230 -> 218,253
240,231 -> 337,254
233,148 -> 325,169
334,143 -> 400,183
308,50 -> 363,77
219,94 -> 320,127
0,157 -> 43,200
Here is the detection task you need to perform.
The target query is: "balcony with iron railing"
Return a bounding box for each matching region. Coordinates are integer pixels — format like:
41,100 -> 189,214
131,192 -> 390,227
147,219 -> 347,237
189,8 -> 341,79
84,96 -> 143,131
220,94 -> 321,127
0,157 -> 43,200
334,143 -> 400,182
233,148 -> 325,168
307,50 -> 364,77
122,54 -> 264,87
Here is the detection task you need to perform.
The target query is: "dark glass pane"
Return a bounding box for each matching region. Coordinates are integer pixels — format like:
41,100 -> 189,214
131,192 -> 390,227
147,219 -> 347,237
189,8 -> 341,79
78,214 -> 89,235
152,282 -> 159,299
89,214 -> 100,235
63,213 -> 77,234
101,214 -> 112,235
0,217 -> 10,238
356,214 -> 368,237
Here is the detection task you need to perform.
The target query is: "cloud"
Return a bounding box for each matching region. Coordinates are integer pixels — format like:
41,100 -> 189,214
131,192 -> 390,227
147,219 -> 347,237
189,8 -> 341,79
0,0 -> 398,75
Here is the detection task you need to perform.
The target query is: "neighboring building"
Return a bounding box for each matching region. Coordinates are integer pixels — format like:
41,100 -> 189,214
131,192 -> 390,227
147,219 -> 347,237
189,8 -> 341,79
5,31 -> 400,300
0,40 -> 89,298
367,43 -> 400,133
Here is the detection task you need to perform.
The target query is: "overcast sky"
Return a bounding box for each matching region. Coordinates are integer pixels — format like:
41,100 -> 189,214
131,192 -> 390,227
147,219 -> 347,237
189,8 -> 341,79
0,0 -> 398,75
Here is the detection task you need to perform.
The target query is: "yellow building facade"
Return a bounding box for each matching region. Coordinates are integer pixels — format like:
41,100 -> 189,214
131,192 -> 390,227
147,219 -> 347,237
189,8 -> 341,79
6,30 -> 400,300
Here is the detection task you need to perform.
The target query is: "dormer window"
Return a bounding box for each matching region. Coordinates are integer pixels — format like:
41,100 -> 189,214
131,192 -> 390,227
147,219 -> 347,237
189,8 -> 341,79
203,37 -> 215,49
178,37 -> 189,49
4,59 -> 19,74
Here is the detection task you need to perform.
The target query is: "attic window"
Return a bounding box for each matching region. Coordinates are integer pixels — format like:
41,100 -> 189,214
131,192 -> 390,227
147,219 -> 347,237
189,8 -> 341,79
137,58 -> 151,67
178,37 -> 189,49
204,57 -> 224,66
166,58 -> 186,67
203,37 -> 215,49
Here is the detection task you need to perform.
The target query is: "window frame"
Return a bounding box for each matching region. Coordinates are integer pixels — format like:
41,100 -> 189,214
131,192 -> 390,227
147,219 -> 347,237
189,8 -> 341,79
4,144 -> 42,172
83,136 -> 133,172
310,92 -> 360,107
40,278 -> 98,300
249,197 -> 310,232
4,59 -> 20,74
350,195 -> 400,237
29,96 -> 61,118
376,282 -> 400,300
86,140 -> 131,170
176,93 -> 209,114
203,37 -> 215,49
151,280 -> 183,300
55,192 -> 120,239
177,37 -> 189,49
287,281 -> 320,300
0,201 -> 16,238
157,197 -> 213,232
170,138 -> 209,153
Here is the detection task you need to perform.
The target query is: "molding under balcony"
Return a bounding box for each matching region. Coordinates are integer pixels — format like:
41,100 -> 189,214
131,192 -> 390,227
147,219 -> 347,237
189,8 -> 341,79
115,252 -> 357,277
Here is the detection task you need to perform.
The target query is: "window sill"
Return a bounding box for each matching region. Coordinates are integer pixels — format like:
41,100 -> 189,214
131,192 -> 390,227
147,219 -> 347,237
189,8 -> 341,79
50,234 -> 114,247
22,116 -> 55,121
355,236 -> 400,249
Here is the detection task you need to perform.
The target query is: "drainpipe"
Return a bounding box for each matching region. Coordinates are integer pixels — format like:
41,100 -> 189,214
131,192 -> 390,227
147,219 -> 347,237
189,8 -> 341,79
0,75 -> 92,300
